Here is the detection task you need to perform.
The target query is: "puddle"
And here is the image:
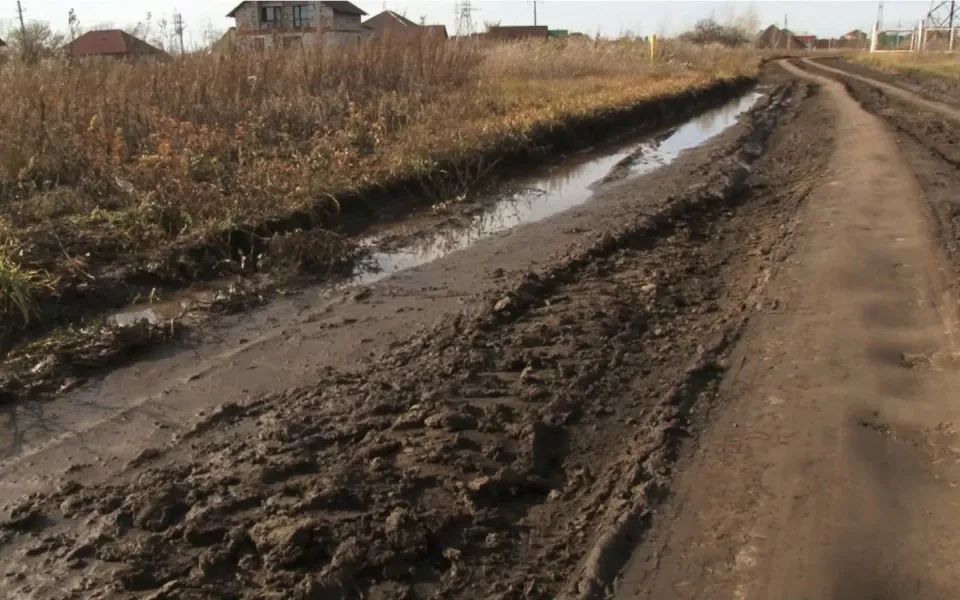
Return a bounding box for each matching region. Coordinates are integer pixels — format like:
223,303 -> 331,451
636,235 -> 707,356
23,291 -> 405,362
109,90 -> 764,322
353,90 -> 764,286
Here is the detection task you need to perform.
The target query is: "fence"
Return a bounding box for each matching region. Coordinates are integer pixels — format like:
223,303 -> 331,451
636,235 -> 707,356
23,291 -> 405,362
871,22 -> 959,52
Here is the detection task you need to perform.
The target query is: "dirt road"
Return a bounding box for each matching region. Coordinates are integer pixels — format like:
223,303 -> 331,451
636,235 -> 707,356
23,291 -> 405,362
616,61 -> 960,599
3,60 -> 960,599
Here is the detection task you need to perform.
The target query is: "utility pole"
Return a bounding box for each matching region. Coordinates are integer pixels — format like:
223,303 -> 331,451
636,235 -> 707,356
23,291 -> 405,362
784,14 -> 789,49
16,0 -> 30,60
531,0 -> 542,26
173,11 -> 186,55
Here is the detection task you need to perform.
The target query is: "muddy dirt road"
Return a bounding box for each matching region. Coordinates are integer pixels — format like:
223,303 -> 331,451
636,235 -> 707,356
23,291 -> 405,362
615,59 -> 960,599
3,61 -> 960,599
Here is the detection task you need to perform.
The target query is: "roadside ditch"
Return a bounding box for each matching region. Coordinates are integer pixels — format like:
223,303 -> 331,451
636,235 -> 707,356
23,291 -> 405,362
1,78 -> 765,404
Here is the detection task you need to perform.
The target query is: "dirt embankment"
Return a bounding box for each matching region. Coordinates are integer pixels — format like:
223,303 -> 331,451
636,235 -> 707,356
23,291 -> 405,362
796,58 -> 960,273
0,79 -> 830,599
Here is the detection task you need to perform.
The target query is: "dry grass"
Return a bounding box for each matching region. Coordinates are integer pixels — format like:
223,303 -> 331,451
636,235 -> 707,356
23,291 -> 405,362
853,51 -> 960,79
0,37 -> 758,325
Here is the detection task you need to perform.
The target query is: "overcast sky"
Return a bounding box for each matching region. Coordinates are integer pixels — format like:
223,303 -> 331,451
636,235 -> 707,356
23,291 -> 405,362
0,1 -> 941,43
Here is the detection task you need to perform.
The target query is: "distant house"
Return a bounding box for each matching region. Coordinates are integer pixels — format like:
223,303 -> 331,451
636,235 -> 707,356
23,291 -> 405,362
843,29 -> 869,41
66,30 -> 167,58
754,24 -> 807,50
226,1 -> 367,49
793,34 -> 817,49
363,10 -> 448,41
486,26 -> 549,41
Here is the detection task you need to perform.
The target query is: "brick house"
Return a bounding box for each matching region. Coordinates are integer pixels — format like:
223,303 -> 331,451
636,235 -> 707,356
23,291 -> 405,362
226,1 -> 368,49
363,10 -> 449,42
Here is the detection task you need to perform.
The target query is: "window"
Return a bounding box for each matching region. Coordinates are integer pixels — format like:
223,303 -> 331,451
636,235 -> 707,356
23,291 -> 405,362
292,5 -> 313,28
260,6 -> 281,28
282,36 -> 302,49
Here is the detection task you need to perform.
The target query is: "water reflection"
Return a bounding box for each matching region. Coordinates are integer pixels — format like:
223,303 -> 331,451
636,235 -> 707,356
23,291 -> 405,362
352,91 -> 764,286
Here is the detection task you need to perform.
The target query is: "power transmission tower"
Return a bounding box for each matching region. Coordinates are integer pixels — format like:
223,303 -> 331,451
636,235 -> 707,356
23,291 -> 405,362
926,0 -> 960,28
173,11 -> 186,54
454,0 -> 478,37
877,0 -> 884,28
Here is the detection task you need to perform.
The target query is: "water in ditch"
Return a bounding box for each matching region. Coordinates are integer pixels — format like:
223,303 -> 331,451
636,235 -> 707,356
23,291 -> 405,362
350,90 -> 764,286
112,90 -> 763,325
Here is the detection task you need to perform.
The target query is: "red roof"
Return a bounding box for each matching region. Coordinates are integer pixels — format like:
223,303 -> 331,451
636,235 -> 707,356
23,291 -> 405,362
67,30 -> 166,57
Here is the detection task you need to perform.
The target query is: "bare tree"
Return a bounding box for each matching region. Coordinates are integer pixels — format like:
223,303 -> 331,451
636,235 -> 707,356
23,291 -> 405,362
6,21 -> 67,60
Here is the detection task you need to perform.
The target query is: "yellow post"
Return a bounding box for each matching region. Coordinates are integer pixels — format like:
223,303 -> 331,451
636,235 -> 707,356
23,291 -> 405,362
650,34 -> 657,63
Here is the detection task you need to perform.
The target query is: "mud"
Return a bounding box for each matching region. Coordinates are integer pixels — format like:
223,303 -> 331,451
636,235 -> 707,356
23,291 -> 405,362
794,59 -> 960,272
0,79 -> 832,599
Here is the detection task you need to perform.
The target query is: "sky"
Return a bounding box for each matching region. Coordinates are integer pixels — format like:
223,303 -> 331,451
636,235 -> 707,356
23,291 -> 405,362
0,1 -> 945,45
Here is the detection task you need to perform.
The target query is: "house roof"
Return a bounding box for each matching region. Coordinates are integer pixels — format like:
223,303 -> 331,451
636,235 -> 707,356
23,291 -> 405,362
324,1 -> 367,16
754,24 -> 806,49
364,10 -> 419,29
67,30 -> 166,57
227,1 -> 366,18
844,29 -> 868,38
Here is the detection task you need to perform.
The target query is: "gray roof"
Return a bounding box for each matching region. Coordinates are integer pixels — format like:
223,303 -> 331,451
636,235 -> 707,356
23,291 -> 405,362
227,1 -> 367,18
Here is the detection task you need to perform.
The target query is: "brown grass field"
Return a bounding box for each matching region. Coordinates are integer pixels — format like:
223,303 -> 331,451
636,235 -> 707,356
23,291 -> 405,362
853,50 -> 960,79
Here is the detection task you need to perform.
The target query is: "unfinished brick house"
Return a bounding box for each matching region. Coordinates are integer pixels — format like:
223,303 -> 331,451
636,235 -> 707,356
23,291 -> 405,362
226,1 -> 368,50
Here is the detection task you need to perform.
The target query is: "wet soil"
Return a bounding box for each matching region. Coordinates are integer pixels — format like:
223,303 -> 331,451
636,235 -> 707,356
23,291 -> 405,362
794,58 -> 960,272
612,58 -> 960,600
0,77 -> 829,599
